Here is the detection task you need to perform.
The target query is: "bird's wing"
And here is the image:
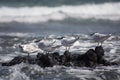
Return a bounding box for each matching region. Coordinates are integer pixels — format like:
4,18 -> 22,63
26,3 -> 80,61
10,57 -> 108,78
20,43 -> 42,53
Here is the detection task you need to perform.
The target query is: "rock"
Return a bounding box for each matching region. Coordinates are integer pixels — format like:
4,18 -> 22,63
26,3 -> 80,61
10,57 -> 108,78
2,56 -> 36,66
59,51 -> 73,66
2,56 -> 26,66
51,52 -> 60,65
75,49 -> 97,67
36,53 -> 54,67
95,46 -> 119,66
1,46 -> 119,67
95,46 -> 104,58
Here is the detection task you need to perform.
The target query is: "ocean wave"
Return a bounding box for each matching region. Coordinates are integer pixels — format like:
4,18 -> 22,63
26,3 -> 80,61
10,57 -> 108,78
0,2 -> 120,23
0,32 -> 38,37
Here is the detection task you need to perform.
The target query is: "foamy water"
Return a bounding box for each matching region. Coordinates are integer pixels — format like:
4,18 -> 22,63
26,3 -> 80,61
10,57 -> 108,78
0,2 -> 120,23
0,33 -> 120,80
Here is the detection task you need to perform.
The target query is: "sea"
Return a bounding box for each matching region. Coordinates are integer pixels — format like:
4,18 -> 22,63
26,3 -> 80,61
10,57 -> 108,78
0,0 -> 120,80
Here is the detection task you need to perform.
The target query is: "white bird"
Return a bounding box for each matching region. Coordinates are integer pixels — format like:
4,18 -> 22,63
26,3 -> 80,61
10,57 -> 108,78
61,36 -> 79,51
19,42 -> 42,57
91,33 -> 111,46
38,39 -> 61,53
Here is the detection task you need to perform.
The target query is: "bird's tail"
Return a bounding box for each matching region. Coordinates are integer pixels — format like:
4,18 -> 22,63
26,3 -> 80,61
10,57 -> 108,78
49,40 -> 56,46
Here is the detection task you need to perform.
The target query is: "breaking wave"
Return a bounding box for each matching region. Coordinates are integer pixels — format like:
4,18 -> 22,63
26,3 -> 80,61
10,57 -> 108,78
0,2 -> 120,23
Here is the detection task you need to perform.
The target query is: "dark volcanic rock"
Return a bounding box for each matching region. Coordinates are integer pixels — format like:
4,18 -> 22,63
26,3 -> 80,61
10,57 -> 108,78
95,46 -> 110,65
75,49 -> 97,67
2,56 -> 26,66
36,53 -> 54,67
1,46 -> 119,67
59,51 -> 73,66
95,46 -> 119,66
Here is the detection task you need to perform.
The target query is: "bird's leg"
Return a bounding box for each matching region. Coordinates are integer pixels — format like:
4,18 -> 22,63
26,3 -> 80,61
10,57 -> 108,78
66,47 -> 68,51
27,53 -> 30,57
46,52 -> 48,54
45,51 -> 47,54
26,53 -> 30,63
101,42 -> 103,46
97,43 -> 99,46
68,47 -> 70,52
43,51 -> 45,54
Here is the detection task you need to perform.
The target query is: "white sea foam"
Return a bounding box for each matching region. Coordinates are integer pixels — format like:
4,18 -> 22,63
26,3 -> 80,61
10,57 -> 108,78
0,32 -> 39,37
8,63 -> 31,80
0,2 -> 120,23
0,55 -> 13,62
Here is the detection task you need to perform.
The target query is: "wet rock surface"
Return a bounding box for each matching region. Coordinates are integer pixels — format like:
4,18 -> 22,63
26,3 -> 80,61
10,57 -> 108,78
1,46 -> 119,67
